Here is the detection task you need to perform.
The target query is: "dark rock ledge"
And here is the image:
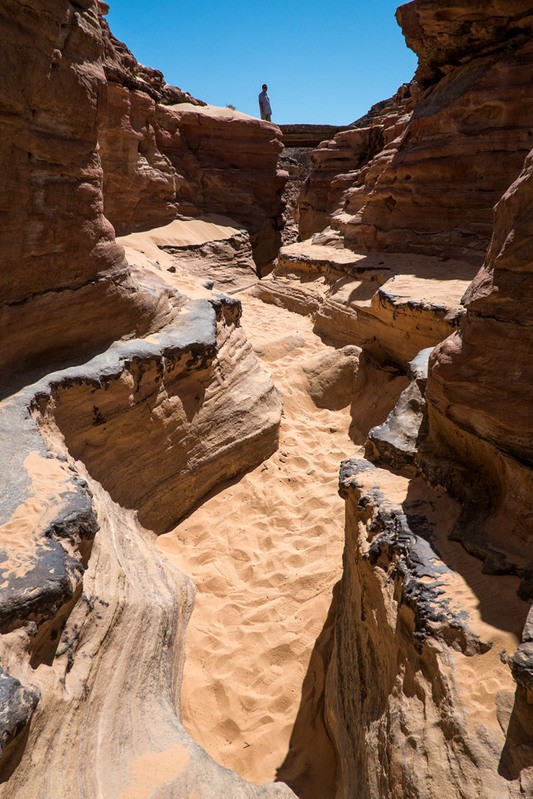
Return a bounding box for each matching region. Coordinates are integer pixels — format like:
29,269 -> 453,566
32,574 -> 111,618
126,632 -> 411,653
0,296 -> 227,759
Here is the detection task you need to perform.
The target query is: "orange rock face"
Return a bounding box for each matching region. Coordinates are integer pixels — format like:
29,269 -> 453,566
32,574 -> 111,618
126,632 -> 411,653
0,1 -> 286,392
0,3 -> 290,795
298,87 -> 414,241
301,2 -> 533,267
0,0 -> 138,389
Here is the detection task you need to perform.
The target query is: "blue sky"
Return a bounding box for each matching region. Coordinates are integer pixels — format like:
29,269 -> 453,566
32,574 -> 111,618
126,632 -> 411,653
106,1 -> 418,126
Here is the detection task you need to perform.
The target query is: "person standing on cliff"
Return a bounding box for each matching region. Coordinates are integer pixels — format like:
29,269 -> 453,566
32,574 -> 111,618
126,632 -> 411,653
258,84 -> 272,122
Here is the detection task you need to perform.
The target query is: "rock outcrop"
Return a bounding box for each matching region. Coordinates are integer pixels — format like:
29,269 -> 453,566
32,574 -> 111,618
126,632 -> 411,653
0,288 -> 288,796
254,243 -> 477,370
298,86 -> 414,242
0,0 -> 149,393
3,0 -> 533,797
0,0 -> 286,395
269,3 -> 533,797
425,146 -> 533,597
98,12 -> 285,268
0,1 -> 290,795
322,460 -> 530,799
300,2 -> 533,266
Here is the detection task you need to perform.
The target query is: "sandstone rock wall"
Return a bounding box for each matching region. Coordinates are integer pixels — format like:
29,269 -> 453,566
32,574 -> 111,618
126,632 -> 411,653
425,146 -> 533,597
299,2 -> 533,267
97,10 -> 285,269
155,104 -> 285,268
0,1 -> 289,794
0,0 -> 286,393
322,460 -> 531,799
284,5 -> 533,794
0,0 -> 150,391
298,86 -> 414,241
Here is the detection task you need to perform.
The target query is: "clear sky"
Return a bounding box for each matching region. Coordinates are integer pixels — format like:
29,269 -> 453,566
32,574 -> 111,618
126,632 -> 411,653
106,1 -> 418,126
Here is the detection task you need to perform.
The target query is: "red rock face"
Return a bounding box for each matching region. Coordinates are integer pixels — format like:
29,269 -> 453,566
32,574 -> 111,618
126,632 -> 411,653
426,147 -> 533,581
0,1 -> 286,391
301,2 -> 533,267
159,105 -> 285,268
398,0 -> 533,87
0,0 -> 161,390
298,87 -> 413,241
97,10 -> 285,269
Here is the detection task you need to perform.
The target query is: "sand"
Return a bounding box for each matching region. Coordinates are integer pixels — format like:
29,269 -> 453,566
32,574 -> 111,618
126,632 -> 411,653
119,221 -> 526,791
157,295 -> 357,784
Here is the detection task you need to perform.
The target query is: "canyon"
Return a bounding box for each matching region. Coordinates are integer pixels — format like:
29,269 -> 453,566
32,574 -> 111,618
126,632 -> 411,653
0,1 -> 532,798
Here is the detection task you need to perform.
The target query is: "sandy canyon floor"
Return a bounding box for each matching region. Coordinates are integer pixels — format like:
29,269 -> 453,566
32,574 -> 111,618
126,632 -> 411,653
117,220 -> 525,792
158,295 -> 353,783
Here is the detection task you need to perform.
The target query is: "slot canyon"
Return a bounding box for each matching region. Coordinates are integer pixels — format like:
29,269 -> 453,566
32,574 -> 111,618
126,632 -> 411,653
0,1 -> 532,798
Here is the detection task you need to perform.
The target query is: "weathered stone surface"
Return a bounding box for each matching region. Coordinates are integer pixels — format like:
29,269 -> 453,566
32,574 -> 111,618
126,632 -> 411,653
397,0 -> 533,87
3,0 -> 533,796
0,0 -> 286,394
299,85 -> 414,241
120,216 -> 258,293
425,148 -> 533,587
0,289 -> 286,797
0,5 -> 289,793
300,3 -> 533,267
366,347 -> 433,473
322,459 -> 530,799
278,124 -> 351,148
98,7 -> 286,262
0,0 -> 147,389
50,297 -> 281,534
510,607 -> 533,701
302,345 -> 361,410
278,147 -> 314,245
157,103 -> 285,268
0,668 -> 39,771
255,244 -> 476,368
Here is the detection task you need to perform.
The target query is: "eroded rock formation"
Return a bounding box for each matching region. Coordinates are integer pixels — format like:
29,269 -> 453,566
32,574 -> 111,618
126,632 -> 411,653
0,1 -> 291,796
0,0 -> 285,396
425,147 -> 533,597
2,0 -> 533,797
98,11 -> 285,268
254,1 -> 533,796
300,2 -> 533,266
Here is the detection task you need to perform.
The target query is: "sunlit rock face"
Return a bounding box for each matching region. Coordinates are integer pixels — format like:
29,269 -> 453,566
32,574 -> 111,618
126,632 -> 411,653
98,10 -> 285,270
298,86 -> 415,242
0,0 -> 286,394
0,0 -> 145,391
283,5 -> 533,796
0,2 -> 291,796
320,459 -> 531,799
300,1 -> 533,267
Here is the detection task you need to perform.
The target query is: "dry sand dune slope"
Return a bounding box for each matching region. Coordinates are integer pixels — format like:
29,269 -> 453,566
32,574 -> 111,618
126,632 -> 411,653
157,296 -> 357,784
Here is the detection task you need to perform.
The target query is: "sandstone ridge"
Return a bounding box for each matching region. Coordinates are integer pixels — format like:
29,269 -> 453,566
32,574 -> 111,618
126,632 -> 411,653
1,0 -> 533,797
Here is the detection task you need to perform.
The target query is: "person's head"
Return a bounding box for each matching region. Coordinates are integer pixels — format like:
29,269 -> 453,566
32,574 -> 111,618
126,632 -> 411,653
262,84 -> 268,91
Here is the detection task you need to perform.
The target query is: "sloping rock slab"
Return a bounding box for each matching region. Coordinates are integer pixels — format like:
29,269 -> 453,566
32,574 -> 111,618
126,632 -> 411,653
338,458 -> 487,652
255,244 -> 476,367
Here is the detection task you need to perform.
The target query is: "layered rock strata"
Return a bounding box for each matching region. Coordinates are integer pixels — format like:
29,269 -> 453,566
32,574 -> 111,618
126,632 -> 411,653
0,285 -> 286,796
1,0 -> 286,396
254,242 -> 477,369
298,85 -> 414,242
321,459 -> 531,799
98,11 -> 285,268
0,0 -> 289,793
0,0 -> 146,391
425,147 -> 533,598
299,2 -> 533,266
